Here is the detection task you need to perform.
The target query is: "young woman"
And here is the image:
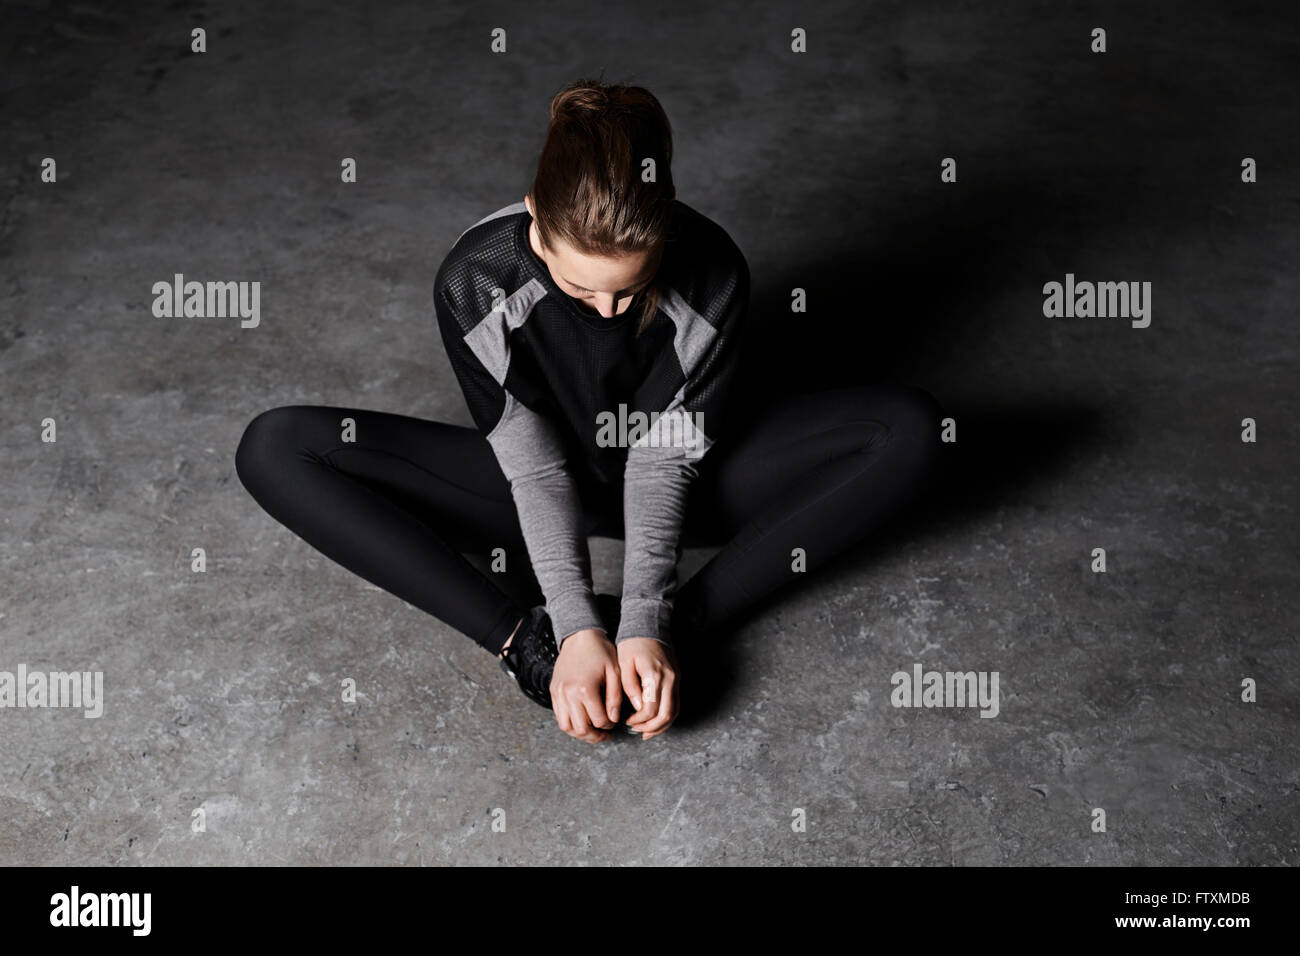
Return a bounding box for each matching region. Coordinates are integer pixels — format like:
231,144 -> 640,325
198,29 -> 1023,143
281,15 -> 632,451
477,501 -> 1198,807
235,78 -> 945,745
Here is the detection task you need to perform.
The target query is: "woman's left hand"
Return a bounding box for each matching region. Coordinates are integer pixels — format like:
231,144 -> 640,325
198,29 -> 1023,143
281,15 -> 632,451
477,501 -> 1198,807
617,638 -> 680,740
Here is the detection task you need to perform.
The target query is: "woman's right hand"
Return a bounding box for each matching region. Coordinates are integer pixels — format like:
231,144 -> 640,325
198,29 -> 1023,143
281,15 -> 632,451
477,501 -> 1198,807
550,628 -> 622,744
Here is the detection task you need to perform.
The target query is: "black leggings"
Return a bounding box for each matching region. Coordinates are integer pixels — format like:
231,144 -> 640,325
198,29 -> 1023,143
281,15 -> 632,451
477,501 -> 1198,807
233,383 -> 945,657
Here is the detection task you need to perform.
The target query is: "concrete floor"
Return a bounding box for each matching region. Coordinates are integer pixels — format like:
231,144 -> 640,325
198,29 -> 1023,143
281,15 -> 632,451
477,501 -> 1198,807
2,0 -> 1296,865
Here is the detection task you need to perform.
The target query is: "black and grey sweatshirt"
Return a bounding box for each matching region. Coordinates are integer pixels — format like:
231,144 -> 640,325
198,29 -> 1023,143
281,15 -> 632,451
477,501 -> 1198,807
433,199 -> 750,648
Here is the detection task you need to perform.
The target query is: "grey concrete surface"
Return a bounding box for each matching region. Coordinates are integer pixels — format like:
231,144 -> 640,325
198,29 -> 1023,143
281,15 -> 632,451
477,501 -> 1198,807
1,0 -> 1296,865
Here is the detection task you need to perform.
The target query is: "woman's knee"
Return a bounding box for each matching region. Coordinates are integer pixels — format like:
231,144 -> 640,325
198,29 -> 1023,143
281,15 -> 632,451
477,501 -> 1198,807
234,405 -> 326,488
886,384 -> 946,477
891,383 -> 945,440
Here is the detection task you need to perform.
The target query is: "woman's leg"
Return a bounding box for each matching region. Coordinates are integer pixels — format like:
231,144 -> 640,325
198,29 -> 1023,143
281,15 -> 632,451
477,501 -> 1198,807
669,382 -> 946,644
234,405 -> 542,656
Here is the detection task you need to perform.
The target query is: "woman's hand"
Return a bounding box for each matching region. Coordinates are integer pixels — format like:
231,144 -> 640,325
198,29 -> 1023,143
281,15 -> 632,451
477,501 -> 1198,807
551,628 -> 622,744
617,638 -> 680,740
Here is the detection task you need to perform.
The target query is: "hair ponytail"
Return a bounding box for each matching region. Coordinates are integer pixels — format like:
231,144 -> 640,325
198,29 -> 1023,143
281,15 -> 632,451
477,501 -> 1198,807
530,76 -> 675,334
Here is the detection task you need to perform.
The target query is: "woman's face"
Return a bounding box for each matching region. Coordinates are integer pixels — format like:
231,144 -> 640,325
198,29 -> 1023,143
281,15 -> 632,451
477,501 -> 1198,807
525,195 -> 660,319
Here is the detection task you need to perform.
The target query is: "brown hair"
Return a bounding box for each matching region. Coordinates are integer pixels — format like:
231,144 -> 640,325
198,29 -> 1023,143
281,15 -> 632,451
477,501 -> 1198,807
529,77 -> 675,334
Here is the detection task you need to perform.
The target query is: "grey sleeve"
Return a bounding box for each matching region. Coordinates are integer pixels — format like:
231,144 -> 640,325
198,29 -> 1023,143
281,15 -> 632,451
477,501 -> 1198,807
617,420 -> 704,645
616,260 -> 748,646
486,391 -> 605,649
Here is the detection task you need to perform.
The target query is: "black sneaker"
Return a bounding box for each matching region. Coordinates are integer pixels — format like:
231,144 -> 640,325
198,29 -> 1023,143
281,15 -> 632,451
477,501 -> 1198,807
498,606 -> 558,710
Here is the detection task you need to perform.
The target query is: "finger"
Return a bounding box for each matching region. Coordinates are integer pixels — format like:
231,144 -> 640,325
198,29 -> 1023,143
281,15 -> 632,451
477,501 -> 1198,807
638,672 -> 677,737
552,689 -> 571,734
565,690 -> 593,737
641,667 -> 659,706
632,661 -> 660,718
643,672 -> 681,740
625,665 -> 660,727
604,664 -> 623,726
619,658 -> 643,712
574,725 -> 608,744
639,671 -> 681,738
554,683 -> 608,743
570,725 -> 607,744
579,684 -> 612,730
